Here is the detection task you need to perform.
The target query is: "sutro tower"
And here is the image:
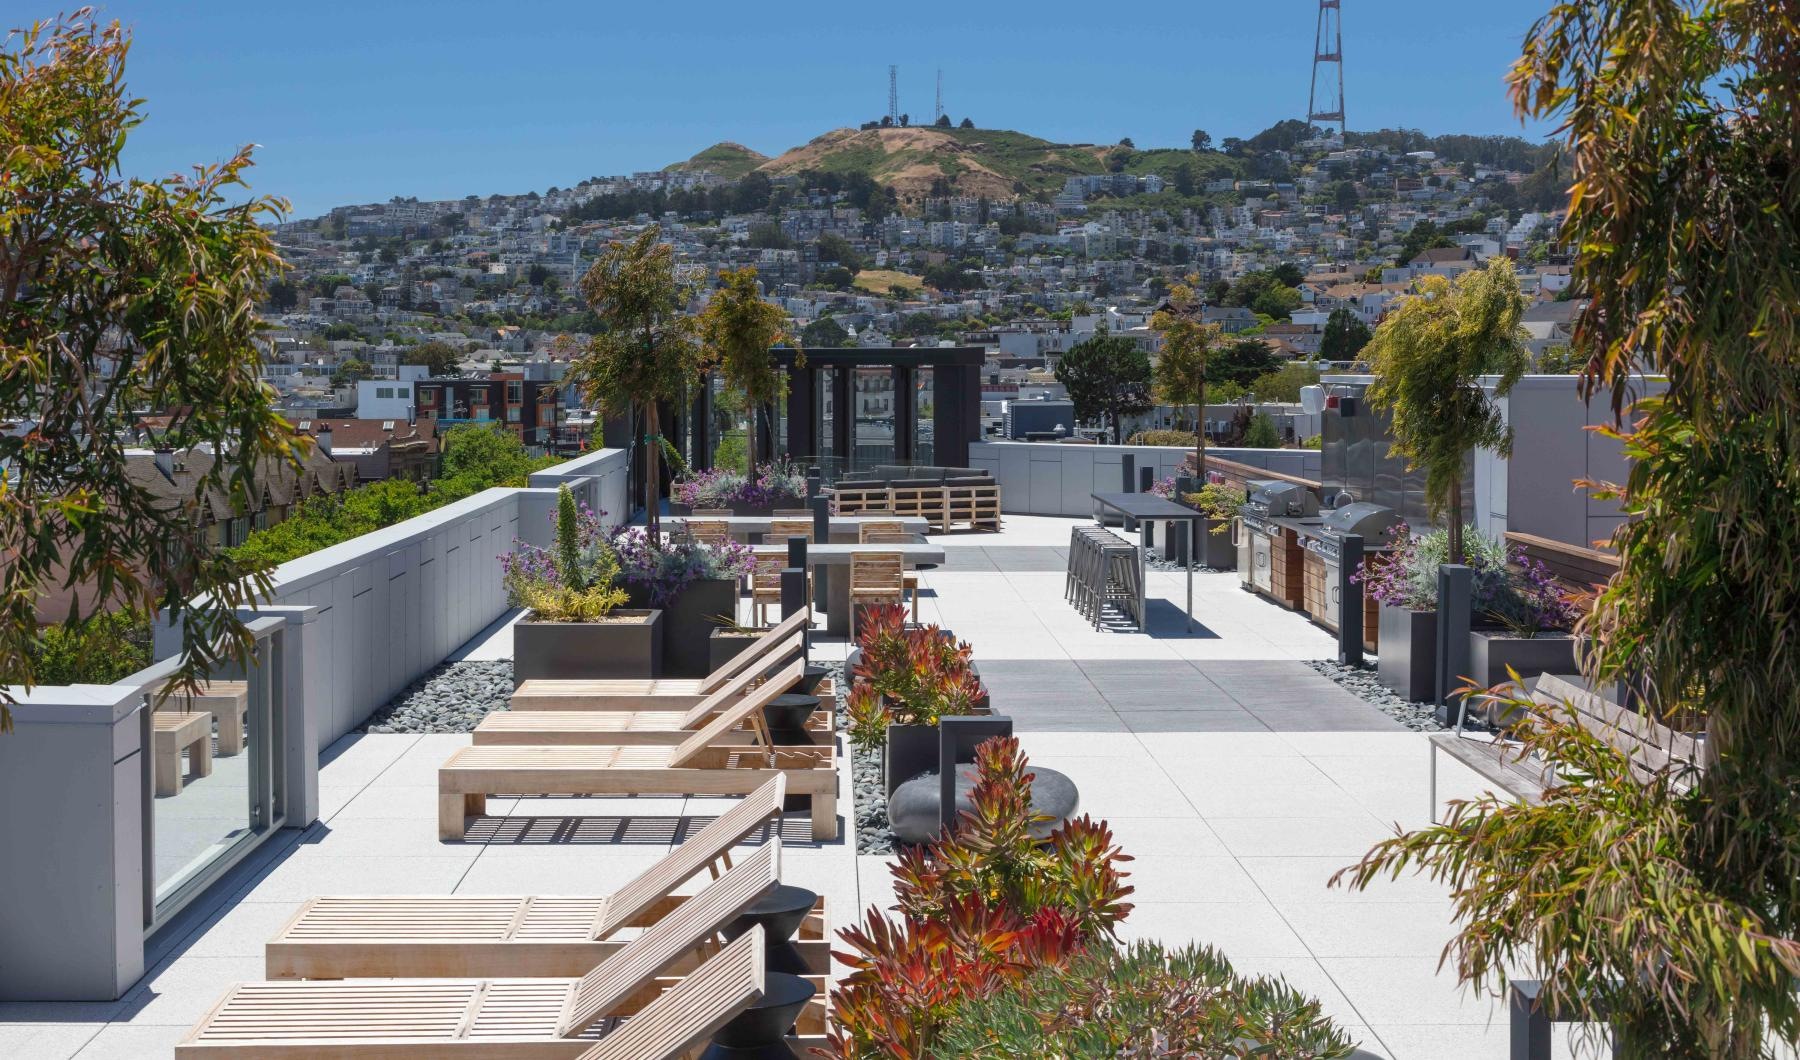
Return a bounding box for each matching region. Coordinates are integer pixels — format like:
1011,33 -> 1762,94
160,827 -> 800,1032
888,65 -> 900,125
1306,0 -> 1346,138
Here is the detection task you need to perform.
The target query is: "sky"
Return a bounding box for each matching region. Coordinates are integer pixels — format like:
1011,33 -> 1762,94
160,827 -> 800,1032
80,0 -> 1561,219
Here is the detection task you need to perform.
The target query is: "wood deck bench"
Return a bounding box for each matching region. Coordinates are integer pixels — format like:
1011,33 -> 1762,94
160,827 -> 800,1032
441,675 -> 839,841
161,680 -> 250,756
269,776 -> 800,979
154,711 -> 213,797
1428,673 -> 1708,820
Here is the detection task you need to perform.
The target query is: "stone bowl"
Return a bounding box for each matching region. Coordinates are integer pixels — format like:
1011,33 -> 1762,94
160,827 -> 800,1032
762,694 -> 819,732
888,765 -> 1079,846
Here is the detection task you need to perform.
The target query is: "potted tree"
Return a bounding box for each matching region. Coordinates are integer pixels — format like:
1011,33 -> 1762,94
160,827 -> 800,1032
846,603 -> 988,798
1180,483 -> 1246,570
505,486 -> 659,685
572,227 -> 701,535
608,526 -> 754,677
1363,260 -> 1529,697
1149,283 -> 1222,485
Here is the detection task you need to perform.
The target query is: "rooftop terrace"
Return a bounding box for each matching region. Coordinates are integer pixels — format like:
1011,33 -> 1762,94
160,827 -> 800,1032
0,504 -> 1611,1059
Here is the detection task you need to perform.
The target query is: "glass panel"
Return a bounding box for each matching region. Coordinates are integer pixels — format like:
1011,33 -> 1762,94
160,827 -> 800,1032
853,367 -> 896,469
816,367 -> 835,461
150,648 -> 273,915
914,367 -> 935,466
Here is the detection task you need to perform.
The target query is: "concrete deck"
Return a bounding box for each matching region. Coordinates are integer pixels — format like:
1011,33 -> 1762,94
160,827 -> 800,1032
1,514 -> 1603,1059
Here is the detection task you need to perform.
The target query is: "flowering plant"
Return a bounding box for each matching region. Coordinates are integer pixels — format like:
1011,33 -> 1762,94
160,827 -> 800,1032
1147,475 -> 1176,499
607,525 -> 754,607
846,602 -> 987,750
1357,525 -> 1579,635
672,460 -> 807,511
501,486 -> 628,622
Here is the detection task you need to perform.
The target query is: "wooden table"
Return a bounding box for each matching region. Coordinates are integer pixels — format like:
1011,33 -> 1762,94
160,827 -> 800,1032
803,541 -> 945,636
1091,492 -> 1206,633
667,514 -> 929,545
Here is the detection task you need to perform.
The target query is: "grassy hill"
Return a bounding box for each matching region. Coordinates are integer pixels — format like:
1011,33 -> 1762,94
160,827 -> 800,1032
756,126 -> 1118,202
852,269 -> 924,296
669,128 -> 1246,206
665,142 -> 769,180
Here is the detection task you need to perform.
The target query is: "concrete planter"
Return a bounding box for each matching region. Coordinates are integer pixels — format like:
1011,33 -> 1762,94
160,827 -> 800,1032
1377,604 -> 1437,702
512,609 -> 662,687
709,630 -> 761,673
884,723 -> 938,799
1469,630 -> 1580,727
659,578 -> 739,678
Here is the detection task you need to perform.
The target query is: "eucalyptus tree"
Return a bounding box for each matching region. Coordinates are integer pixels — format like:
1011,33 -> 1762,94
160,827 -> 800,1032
0,13 -> 294,727
1149,285 -> 1223,481
575,228 -> 700,533
1361,259 -> 1529,564
699,266 -> 792,471
1338,4 -> 1800,1053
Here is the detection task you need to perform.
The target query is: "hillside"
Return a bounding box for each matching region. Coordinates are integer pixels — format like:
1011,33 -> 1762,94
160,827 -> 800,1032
753,127 -> 1116,202
666,142 -> 770,180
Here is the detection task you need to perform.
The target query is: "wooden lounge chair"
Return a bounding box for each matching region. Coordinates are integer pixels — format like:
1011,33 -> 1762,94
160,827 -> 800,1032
440,677 -> 838,842
182,882 -> 803,1058
269,776 -> 815,979
510,608 -> 810,712
475,659 -> 829,748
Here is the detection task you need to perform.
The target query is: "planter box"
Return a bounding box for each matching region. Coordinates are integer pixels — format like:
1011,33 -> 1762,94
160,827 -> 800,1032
1468,630 -> 1579,727
670,500 -> 805,517
660,578 -> 739,678
709,629 -> 762,673
1196,518 -> 1237,570
1376,604 -> 1437,702
513,610 -> 662,687
884,724 -> 938,798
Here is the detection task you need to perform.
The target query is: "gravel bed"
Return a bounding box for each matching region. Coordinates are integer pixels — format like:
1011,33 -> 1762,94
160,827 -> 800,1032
1306,659 -> 1448,732
1144,554 -> 1223,574
829,662 -> 897,855
358,659 -> 513,733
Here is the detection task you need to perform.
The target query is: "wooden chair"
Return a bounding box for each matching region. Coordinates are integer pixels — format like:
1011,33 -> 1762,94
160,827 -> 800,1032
181,867 -> 814,1057
750,548 -> 786,626
267,776 -> 821,979
767,518 -> 812,545
686,519 -> 731,548
863,532 -> 922,623
857,520 -> 907,541
439,673 -> 839,841
510,610 -> 810,711
848,552 -> 906,638
478,656 -> 823,746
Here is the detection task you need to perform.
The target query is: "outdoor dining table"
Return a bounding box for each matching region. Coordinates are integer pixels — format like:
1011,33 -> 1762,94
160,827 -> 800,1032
665,514 -> 930,544
1090,492 -> 1205,633
798,539 -> 945,637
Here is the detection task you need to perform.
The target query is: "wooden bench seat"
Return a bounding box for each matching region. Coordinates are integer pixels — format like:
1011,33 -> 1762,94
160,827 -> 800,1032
184,849 -> 825,1058
162,680 -> 250,755
1428,673 -> 1708,820
154,711 -> 213,797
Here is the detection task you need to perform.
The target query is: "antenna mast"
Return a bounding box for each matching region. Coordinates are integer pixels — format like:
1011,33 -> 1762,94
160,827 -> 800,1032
888,65 -> 900,125
1306,0 -> 1346,138
935,69 -> 943,124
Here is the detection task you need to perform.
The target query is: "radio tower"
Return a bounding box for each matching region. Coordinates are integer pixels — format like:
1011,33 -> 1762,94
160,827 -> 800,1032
887,65 -> 900,125
1306,0 -> 1346,138
934,69 -> 943,124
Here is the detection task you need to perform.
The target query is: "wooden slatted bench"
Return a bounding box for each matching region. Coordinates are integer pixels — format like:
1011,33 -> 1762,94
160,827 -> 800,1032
162,680 -> 249,755
154,711 -> 213,797
888,483 -> 948,533
1427,673 -> 1708,821
945,481 -> 1002,531
828,484 -> 890,516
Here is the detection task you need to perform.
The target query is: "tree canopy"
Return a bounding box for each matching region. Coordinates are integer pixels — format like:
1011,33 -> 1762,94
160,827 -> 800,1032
1149,286 -> 1222,478
698,266 -> 791,469
0,13 -> 294,720
1054,327 -> 1152,444
1363,259 -> 1529,564
1320,308 -> 1372,361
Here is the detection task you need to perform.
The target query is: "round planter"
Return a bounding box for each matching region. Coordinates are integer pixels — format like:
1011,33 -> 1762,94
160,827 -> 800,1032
888,764 -> 1080,845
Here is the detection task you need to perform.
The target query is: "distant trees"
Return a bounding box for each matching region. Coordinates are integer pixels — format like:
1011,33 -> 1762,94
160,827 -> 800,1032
265,279 -> 300,311
1333,180 -> 1359,212
747,222 -> 789,249
1118,136 -> 1135,149
1320,308 -> 1372,360
332,358 -> 372,386
1149,285 -> 1221,478
1395,219 -> 1456,265
404,340 -> 460,375
959,117 -> 974,129
1191,129 -> 1212,152
1054,326 -> 1152,444
801,317 -> 849,348
815,232 -> 861,271
1249,362 -> 1322,403
922,260 -> 980,292
699,266 -> 791,471
1173,161 -> 1197,196
1241,412 -> 1281,448
934,114 -> 951,127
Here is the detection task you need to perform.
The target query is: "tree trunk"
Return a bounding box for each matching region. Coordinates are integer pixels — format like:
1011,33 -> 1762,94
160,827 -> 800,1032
1193,375 -> 1207,486
1446,473 -> 1464,566
644,402 -> 661,534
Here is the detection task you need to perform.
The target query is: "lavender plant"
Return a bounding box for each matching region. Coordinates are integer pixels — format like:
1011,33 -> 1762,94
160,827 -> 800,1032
607,526 -> 754,607
1357,525 -> 1576,635
500,486 -> 627,622
672,461 -> 807,511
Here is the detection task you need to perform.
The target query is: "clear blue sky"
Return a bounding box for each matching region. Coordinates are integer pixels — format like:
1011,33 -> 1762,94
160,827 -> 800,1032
89,0 -> 1558,219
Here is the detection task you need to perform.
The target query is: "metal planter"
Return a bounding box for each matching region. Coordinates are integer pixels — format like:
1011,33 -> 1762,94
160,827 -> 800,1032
512,610 -> 663,687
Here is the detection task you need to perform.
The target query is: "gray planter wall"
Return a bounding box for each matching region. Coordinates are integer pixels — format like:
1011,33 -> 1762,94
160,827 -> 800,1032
1377,604 -> 1438,702
968,441 -> 1319,518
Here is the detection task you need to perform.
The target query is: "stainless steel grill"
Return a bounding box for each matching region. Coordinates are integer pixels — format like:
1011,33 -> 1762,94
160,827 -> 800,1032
1243,480 -> 1321,521
1307,502 -> 1401,563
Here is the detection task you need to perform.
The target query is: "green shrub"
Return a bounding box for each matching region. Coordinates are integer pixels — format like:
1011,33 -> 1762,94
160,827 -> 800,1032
1241,412 -> 1282,448
937,940 -> 1356,1058
36,611 -> 153,685
1124,429 -> 1198,447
